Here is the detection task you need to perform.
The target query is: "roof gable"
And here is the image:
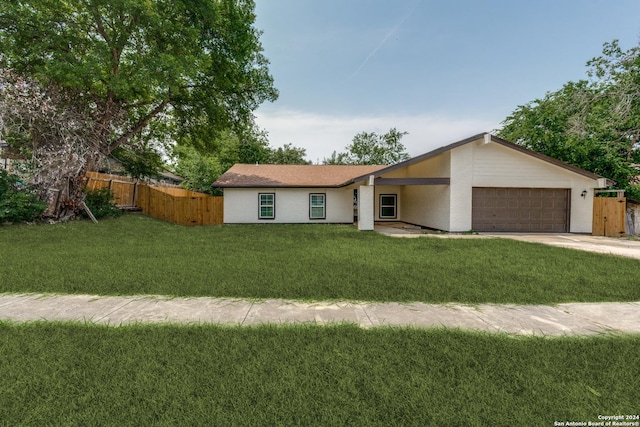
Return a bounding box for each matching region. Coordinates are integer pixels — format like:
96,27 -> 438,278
352,133 -> 605,182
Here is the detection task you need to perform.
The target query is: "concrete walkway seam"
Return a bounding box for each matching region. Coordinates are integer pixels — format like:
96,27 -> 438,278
1,294 -> 639,337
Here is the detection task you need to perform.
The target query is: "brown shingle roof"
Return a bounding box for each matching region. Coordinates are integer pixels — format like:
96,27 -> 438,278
213,164 -> 386,188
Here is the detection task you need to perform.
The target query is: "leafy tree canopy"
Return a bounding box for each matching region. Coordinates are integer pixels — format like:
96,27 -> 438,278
268,143 -> 310,165
172,130 -> 309,195
0,0 -> 277,152
323,128 -> 410,165
0,0 -> 277,218
498,40 -> 640,199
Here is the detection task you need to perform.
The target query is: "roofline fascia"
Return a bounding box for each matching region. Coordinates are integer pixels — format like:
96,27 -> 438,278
213,183 -> 356,189
212,165 -> 384,189
213,133 -> 615,188
349,132 -> 610,184
349,133 -> 488,182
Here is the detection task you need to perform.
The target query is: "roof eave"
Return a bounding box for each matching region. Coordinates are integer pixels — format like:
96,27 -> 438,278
213,182 -> 360,189
350,133 -> 488,181
350,132 -> 608,184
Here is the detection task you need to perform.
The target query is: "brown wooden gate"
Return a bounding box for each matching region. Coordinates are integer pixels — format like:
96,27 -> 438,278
592,196 -> 626,236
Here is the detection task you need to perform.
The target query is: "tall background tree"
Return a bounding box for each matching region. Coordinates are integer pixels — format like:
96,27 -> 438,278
171,129 -> 310,195
0,0 -> 277,219
324,128 -> 410,165
498,40 -> 640,200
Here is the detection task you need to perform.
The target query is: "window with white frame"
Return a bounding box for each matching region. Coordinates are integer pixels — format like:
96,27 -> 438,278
379,194 -> 397,219
259,193 -> 275,219
309,193 -> 326,219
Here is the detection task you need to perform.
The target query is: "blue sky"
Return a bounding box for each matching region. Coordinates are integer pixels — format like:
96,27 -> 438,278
253,0 -> 640,163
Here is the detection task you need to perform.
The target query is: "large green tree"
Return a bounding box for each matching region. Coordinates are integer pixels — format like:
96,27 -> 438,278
324,128 -> 410,165
498,40 -> 640,199
172,129 -> 310,195
0,0 -> 277,218
267,143 -> 310,165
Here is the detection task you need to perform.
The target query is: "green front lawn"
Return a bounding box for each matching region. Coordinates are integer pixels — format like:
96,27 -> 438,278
1,214 -> 638,304
0,323 -> 637,426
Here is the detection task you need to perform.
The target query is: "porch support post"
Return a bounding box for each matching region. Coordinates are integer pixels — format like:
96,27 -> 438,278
358,184 -> 374,231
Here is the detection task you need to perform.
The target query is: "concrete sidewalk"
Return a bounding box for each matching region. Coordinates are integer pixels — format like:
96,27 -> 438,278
1,293 -> 639,336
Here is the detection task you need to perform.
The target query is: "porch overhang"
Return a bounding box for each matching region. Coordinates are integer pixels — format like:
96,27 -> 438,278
374,177 -> 450,185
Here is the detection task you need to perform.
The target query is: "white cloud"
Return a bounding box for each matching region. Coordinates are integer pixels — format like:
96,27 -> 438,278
255,108 -> 500,163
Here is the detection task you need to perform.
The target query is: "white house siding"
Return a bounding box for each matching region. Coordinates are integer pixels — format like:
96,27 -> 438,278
405,152 -> 450,177
223,187 -> 354,224
627,202 -> 640,236
383,151 -> 452,230
401,185 -> 450,230
358,185 -> 375,230
449,144 -> 474,232
471,140 -> 600,233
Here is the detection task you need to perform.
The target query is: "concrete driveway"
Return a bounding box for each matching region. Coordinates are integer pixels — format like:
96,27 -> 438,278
481,233 -> 640,260
374,223 -> 640,260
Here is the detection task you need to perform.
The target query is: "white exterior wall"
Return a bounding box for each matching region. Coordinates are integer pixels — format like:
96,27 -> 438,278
449,144 -> 474,232
627,202 -> 640,236
358,185 -> 375,230
401,185 -> 450,230
390,152 -> 452,230
223,187 -> 354,223
471,140 -> 600,233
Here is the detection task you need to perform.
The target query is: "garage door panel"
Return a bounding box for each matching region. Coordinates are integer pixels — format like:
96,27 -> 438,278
529,223 -> 542,232
472,187 -> 569,232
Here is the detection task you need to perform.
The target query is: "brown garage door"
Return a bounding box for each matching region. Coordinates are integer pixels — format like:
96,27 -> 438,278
472,188 -> 570,232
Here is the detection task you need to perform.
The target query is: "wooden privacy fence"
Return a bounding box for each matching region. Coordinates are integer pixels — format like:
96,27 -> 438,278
137,185 -> 223,226
85,172 -> 223,226
592,190 -> 626,237
85,172 -> 140,208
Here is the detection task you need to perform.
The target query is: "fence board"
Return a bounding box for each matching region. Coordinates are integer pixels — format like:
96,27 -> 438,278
85,172 -> 223,225
593,197 -> 626,237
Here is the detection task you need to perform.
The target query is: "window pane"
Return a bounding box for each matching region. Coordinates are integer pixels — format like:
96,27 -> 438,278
311,206 -> 324,218
260,206 -> 273,218
381,195 -> 395,206
310,194 -> 325,219
381,206 -> 395,218
259,193 -> 275,218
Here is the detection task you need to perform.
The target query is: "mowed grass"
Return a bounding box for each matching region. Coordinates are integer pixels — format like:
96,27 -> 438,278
1,214 -> 638,304
0,322 -> 637,426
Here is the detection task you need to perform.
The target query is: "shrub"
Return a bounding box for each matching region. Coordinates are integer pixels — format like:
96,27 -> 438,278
83,188 -> 122,219
0,169 -> 46,223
